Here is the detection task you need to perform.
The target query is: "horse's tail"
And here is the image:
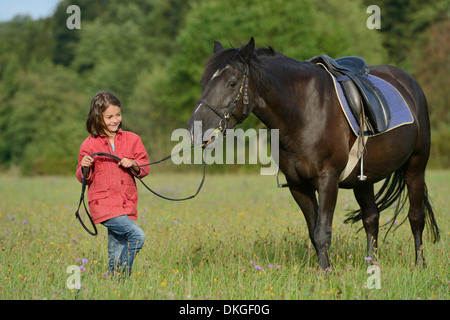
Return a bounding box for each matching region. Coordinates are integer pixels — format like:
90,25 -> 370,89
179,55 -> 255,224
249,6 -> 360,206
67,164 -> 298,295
345,170 -> 407,232
344,169 -> 440,242
423,184 -> 440,243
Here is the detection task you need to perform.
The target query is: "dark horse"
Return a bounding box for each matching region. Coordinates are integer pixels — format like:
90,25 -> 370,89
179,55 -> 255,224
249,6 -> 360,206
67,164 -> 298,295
187,38 -> 439,270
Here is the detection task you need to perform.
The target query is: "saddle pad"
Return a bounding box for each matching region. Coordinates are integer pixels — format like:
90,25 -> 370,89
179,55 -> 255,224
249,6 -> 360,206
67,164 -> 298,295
322,65 -> 414,136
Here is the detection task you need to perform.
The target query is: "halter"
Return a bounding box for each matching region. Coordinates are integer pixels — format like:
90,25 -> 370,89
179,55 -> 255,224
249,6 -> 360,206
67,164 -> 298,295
196,63 -> 250,133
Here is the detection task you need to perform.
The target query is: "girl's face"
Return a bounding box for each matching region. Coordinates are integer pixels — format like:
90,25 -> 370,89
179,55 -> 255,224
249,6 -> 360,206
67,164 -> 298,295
102,105 -> 122,136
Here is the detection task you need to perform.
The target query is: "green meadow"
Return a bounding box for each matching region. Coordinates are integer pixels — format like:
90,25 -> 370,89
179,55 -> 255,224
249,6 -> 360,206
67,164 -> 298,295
0,171 -> 448,300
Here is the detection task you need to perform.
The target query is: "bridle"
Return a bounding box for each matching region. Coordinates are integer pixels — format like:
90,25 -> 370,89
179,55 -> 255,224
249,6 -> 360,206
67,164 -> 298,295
196,63 -> 250,133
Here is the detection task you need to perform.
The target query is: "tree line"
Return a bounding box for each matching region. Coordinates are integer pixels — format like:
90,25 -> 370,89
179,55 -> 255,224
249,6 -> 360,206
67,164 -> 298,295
0,0 -> 447,175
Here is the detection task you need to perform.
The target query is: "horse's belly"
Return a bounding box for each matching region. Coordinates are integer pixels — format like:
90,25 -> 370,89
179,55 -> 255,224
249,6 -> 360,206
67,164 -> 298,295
339,125 -> 417,188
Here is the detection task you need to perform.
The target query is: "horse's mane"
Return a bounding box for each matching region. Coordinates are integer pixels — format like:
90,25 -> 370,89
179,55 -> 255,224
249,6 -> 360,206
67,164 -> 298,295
204,44 -> 286,92
255,46 -> 280,57
205,45 -> 281,73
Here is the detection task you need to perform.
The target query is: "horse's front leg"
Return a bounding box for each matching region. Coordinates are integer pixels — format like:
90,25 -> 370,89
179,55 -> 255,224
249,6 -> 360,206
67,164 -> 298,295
313,169 -> 339,270
287,180 -> 319,249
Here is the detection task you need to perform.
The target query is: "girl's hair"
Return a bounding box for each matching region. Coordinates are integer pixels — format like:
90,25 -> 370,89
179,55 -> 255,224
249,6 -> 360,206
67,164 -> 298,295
86,91 -> 122,137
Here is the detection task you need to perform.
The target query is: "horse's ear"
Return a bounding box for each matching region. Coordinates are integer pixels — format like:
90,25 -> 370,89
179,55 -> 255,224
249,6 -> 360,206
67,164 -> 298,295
239,37 -> 255,63
214,41 -> 224,53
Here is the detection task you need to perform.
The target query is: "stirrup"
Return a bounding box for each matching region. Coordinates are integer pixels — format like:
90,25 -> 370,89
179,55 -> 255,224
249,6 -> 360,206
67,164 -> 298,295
358,152 -> 367,181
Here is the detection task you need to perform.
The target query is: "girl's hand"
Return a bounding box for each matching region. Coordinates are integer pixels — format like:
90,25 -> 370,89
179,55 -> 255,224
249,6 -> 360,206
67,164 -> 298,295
119,158 -> 140,174
118,157 -> 135,168
81,155 -> 94,168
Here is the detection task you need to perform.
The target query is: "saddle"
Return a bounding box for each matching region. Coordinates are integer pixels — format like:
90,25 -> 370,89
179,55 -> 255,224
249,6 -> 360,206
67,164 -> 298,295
308,55 -> 391,133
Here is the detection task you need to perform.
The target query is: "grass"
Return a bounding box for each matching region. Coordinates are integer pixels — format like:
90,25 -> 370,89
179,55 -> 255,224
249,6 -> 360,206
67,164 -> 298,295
0,170 -> 448,300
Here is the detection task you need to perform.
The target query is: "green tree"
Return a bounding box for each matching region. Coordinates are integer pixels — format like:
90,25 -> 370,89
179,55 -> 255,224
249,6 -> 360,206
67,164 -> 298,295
363,0 -> 448,70
0,16 -> 55,168
152,0 -> 387,126
6,61 -> 89,174
413,19 -> 450,168
0,0 -> 447,174
52,0 -> 108,66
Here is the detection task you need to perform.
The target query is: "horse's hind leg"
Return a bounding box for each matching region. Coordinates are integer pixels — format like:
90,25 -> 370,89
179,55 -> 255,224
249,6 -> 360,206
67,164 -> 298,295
404,166 -> 427,267
353,184 -> 379,261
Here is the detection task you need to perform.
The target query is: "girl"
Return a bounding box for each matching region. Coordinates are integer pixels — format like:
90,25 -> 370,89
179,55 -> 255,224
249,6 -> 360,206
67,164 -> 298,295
76,91 -> 150,277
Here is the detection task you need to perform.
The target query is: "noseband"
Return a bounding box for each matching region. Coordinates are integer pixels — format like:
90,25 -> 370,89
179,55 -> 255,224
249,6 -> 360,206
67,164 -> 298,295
197,64 -> 250,132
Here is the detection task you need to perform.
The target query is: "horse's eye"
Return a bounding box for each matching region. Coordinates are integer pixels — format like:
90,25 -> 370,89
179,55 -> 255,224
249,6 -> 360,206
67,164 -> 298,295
228,81 -> 237,88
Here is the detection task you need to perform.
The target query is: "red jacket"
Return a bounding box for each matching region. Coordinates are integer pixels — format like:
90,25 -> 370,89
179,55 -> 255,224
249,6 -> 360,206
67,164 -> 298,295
76,130 -> 150,224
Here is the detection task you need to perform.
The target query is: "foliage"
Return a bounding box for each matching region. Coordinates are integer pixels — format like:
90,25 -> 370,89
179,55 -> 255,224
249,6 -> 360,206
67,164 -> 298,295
0,0 -> 448,175
4,61 -> 88,174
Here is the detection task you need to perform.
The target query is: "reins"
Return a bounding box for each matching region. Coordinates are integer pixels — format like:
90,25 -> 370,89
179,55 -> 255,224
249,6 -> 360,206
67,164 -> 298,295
75,143 -> 207,236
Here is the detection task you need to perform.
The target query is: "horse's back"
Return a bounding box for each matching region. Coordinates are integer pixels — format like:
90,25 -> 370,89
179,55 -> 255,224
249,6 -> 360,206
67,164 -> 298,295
368,65 -> 429,124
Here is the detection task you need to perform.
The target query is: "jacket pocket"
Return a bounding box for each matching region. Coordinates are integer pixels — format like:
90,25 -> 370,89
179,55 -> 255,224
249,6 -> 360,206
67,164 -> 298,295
88,188 -> 109,205
124,192 -> 138,204
122,190 -> 138,210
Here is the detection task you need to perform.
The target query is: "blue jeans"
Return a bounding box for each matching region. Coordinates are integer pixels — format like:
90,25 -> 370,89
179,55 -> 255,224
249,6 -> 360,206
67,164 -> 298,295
101,215 -> 145,276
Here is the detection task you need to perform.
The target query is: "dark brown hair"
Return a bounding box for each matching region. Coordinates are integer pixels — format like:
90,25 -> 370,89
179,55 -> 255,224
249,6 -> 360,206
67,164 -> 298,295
86,91 -> 122,137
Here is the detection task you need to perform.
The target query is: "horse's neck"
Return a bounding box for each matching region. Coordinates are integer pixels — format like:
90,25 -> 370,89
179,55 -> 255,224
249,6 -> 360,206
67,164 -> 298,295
252,60 -> 320,130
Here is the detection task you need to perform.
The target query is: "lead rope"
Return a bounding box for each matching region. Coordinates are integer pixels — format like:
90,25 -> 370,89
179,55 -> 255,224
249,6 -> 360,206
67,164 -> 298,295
75,167 -> 98,236
75,144 -> 207,236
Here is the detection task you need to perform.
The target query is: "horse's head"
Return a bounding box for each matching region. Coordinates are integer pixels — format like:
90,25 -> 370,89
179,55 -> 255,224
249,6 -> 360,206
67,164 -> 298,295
187,38 -> 256,146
